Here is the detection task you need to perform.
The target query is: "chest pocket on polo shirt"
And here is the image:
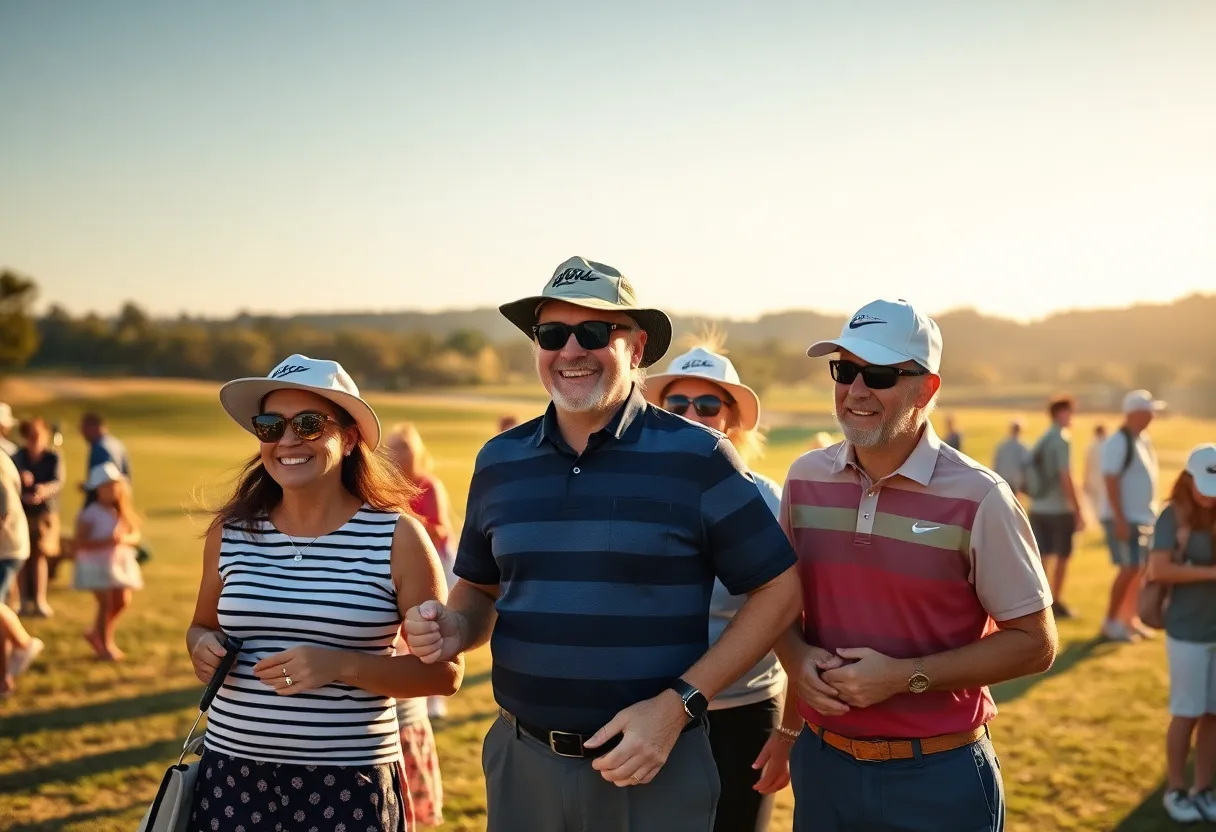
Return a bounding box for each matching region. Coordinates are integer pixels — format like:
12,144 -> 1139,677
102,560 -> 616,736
609,498 -> 673,556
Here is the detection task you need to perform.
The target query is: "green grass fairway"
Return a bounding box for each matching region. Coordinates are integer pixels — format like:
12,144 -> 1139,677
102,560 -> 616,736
1,379 -> 1213,831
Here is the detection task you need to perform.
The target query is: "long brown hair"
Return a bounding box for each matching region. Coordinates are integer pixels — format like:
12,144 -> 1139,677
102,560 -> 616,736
1169,471 -> 1216,535
208,402 -> 419,536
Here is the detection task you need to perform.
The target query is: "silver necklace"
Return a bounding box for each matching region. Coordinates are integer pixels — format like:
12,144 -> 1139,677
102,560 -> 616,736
280,528 -> 321,562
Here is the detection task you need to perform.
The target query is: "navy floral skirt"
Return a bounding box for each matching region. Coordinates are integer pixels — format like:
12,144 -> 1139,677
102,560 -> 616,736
189,748 -> 407,832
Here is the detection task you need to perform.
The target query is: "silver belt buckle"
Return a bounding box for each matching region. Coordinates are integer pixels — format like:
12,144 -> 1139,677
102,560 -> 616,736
548,730 -> 585,758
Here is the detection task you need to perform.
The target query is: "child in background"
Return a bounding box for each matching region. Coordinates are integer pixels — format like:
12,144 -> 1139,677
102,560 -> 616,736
74,462 -> 143,661
395,694 -> 445,827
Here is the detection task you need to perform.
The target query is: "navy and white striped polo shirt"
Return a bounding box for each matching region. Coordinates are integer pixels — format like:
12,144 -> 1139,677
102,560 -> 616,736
454,384 -> 797,734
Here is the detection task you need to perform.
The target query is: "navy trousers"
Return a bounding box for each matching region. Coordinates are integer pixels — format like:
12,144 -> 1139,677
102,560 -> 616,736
790,728 -> 1005,832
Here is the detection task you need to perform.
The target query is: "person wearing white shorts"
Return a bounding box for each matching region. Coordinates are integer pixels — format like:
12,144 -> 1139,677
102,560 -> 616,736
1147,445 -> 1216,823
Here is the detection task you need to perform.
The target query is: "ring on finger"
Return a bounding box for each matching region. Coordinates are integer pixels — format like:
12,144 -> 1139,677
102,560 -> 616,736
285,676 -> 293,686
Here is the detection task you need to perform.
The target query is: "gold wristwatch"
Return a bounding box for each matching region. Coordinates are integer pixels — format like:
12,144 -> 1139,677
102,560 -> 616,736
907,657 -> 930,694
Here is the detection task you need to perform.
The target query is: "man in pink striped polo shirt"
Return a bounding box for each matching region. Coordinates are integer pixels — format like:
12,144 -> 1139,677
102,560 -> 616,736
773,299 -> 1058,832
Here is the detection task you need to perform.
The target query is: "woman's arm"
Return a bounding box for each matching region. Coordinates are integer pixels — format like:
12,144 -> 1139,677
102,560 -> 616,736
187,524 -> 228,684
38,453 -> 65,502
253,514 -> 464,698
1146,548 -> 1216,584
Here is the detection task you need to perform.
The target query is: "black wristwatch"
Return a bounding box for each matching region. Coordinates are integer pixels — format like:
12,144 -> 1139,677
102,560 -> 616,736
669,678 -> 708,721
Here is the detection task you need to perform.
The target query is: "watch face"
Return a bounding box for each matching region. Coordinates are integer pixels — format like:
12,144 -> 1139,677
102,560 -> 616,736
908,674 -> 930,694
685,691 -> 708,718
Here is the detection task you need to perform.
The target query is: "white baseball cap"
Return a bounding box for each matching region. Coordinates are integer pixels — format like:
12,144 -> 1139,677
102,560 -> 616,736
1123,389 -> 1166,414
499,256 -> 673,368
0,403 -> 15,429
85,462 -> 125,492
219,354 -> 382,450
807,299 -> 943,374
643,347 -> 761,430
1186,444 -> 1216,498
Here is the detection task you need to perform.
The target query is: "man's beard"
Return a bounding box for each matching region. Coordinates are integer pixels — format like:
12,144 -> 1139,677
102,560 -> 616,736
835,387 -> 921,448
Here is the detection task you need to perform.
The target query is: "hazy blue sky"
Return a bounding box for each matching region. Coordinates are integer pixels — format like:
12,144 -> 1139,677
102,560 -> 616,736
2,1 -> 1213,322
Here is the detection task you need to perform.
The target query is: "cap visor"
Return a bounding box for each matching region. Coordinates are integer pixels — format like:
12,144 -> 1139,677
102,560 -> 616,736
1192,473 -> 1216,498
806,337 -> 917,368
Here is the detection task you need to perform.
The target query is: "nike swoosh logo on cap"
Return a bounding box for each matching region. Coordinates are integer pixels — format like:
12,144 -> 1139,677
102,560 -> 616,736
848,317 -> 886,329
911,522 -> 940,534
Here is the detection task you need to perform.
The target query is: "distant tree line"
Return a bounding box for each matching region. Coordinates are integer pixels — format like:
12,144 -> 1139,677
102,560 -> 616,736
3,269 -> 1215,415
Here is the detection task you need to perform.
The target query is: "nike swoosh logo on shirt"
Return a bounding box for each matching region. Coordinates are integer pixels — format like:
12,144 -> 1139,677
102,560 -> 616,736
911,523 -> 940,534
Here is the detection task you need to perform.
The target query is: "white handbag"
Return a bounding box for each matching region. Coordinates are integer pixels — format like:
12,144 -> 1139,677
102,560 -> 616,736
137,736 -> 205,832
138,636 -> 242,832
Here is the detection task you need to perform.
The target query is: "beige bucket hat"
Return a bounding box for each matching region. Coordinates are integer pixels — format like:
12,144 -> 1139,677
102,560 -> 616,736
499,256 -> 672,368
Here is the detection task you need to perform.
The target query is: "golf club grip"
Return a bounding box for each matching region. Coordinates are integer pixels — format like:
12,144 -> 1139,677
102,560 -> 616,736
199,635 -> 243,712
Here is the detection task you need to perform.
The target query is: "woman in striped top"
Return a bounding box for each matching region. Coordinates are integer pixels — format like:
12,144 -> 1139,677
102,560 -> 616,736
186,355 -> 463,832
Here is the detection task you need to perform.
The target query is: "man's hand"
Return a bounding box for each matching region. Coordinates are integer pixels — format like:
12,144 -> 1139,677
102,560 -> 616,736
584,691 -> 688,787
1075,511 -> 1088,533
794,645 -> 849,716
404,600 -> 465,663
1113,516 -> 1129,543
820,647 -> 910,709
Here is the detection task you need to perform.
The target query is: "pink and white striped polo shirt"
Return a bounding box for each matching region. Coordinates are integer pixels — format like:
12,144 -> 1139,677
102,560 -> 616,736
780,424 -> 1052,739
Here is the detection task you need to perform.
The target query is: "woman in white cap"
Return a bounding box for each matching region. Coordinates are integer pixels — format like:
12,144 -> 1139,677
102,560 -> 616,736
74,461 -> 142,660
1147,443 -> 1216,824
186,354 -> 462,832
644,337 -> 791,832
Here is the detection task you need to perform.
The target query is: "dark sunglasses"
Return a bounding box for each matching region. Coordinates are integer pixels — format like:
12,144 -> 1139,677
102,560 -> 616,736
532,321 -> 633,351
251,411 -> 335,443
664,394 -> 732,418
829,359 -> 928,390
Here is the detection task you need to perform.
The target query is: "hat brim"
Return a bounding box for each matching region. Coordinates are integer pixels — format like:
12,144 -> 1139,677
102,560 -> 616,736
1193,474 -> 1216,498
500,295 -> 672,368
807,337 -> 930,370
219,378 -> 382,451
642,373 -> 761,431
1127,401 -> 1168,413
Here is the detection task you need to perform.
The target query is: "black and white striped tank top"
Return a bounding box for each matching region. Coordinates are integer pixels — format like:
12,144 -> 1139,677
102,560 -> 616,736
205,505 -> 403,767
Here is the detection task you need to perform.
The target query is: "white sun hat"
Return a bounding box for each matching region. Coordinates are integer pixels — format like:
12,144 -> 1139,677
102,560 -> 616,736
219,355 -> 382,451
1186,444 -> 1216,498
643,346 -> 761,430
85,461 -> 125,492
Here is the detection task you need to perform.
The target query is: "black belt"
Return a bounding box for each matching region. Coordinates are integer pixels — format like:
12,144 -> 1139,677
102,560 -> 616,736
499,708 -> 704,759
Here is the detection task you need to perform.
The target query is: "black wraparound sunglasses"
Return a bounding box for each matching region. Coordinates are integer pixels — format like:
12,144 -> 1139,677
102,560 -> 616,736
829,359 -> 928,390
664,394 -> 732,418
251,411 -> 335,443
532,321 -> 633,351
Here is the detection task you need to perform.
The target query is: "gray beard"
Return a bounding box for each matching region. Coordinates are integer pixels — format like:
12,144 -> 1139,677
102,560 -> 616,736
835,401 -> 921,449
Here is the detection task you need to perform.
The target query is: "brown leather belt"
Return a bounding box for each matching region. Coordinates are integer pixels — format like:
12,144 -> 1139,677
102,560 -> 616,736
805,720 -> 988,762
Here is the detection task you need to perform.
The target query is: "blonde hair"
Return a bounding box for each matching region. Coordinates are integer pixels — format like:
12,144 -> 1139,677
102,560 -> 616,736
387,422 -> 434,481
674,324 -> 767,465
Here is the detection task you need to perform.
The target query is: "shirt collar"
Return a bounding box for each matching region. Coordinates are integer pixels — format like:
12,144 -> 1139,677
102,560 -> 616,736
830,421 -> 943,487
532,383 -> 648,449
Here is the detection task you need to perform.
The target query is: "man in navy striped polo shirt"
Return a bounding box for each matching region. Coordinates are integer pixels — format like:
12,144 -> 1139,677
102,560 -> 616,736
405,256 -> 801,831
